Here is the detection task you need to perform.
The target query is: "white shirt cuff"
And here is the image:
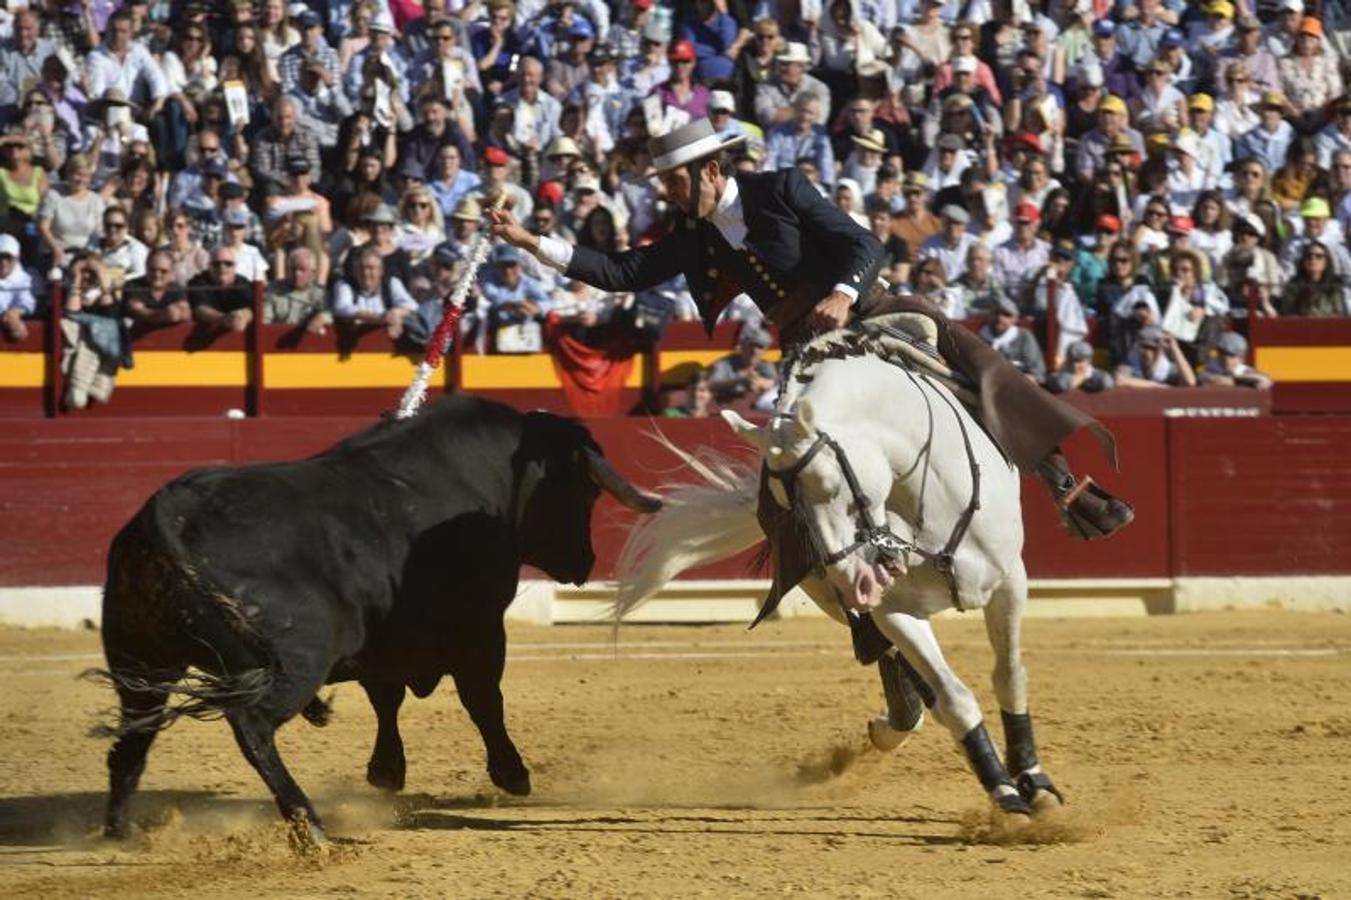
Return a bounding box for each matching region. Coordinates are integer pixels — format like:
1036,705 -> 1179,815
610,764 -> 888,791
535,235 -> 574,272
832,283 -> 859,303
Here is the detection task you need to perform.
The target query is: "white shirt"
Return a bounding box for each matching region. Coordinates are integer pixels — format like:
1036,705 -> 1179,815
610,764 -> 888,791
86,43 -> 169,105
536,176 -> 860,301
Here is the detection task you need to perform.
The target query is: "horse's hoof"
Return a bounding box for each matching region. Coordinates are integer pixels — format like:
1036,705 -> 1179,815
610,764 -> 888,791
102,821 -> 130,840
490,766 -> 531,797
285,814 -> 329,854
867,713 -> 921,752
1015,770 -> 1064,815
994,789 -> 1034,818
366,760 -> 406,793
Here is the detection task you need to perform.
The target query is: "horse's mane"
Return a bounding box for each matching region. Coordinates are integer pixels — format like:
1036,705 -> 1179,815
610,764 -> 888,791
776,320 -> 935,414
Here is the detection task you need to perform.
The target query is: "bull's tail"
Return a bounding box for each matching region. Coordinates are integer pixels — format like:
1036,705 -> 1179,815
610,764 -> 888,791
82,664 -> 273,739
95,503 -> 278,739
611,433 -> 763,620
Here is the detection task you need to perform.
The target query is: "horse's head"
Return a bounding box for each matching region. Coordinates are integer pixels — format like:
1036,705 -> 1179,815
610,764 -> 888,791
723,400 -> 906,611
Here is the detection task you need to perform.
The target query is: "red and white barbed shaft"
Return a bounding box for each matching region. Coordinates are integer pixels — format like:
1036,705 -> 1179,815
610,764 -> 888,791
394,202 -> 501,419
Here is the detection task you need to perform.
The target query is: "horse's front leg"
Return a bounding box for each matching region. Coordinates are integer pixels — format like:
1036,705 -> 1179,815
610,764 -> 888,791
983,573 -> 1064,814
873,609 -> 1032,817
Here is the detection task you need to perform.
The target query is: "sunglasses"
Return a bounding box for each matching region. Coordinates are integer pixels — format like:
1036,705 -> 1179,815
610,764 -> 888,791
106,221 -> 127,229
211,260 -> 235,267
411,202 -> 431,209
1112,257 -> 1132,264
149,267 -> 171,274
1147,209 -> 1167,217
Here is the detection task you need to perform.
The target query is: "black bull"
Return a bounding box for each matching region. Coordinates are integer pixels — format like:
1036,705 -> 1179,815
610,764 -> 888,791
94,396 -> 659,841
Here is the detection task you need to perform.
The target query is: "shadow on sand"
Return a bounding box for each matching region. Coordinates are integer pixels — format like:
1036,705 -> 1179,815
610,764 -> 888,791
0,790 -> 274,847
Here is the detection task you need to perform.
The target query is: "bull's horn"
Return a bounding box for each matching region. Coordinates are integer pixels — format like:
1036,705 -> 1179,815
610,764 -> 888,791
585,448 -> 662,513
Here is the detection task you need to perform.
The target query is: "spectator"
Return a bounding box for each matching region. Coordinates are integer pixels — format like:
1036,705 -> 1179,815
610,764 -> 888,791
1282,241 -> 1350,317
123,249 -> 190,326
978,296 -> 1046,383
278,10 -> 339,94
250,96 -> 322,191
766,94 -> 834,181
1115,326 -> 1197,388
993,201 -> 1051,307
1159,249 -> 1229,360
0,133 -> 48,260
1279,18 -> 1342,127
37,155 -> 104,269
868,199 -> 909,287
0,233 -> 35,340
427,143 -> 481,221
1030,241 -> 1089,366
1047,340 -> 1115,394
707,325 -> 778,409
264,246 -> 331,333
162,208 -> 210,286
189,246 -> 255,332
481,243 -> 550,352
654,38 -> 710,121
397,185 -> 446,266
218,207 -> 270,283
1236,92 -> 1295,173
918,204 -> 977,284
663,368 -> 717,419
93,205 -> 148,288
893,171 -> 939,253
0,10 -> 56,112
956,242 -> 1008,316
679,0 -> 740,85
86,10 -> 168,114
1281,198 -> 1350,282
755,41 -> 830,128
624,21 -> 672,97
1190,192 -> 1233,271
910,255 -> 965,319
1199,331 -> 1273,389
332,244 -> 416,339
1217,16 -> 1279,95
1216,212 -> 1280,318
60,250 -> 125,410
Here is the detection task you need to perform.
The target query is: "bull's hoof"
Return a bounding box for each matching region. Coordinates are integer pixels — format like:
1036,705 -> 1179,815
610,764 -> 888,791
867,713 -> 922,752
366,759 -> 406,793
490,766 -> 531,797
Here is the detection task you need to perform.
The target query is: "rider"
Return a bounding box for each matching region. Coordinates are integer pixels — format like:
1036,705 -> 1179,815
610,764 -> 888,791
489,118 -> 1134,724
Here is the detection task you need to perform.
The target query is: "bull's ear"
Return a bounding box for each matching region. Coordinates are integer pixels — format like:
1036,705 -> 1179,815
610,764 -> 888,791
721,409 -> 766,448
794,398 -> 817,440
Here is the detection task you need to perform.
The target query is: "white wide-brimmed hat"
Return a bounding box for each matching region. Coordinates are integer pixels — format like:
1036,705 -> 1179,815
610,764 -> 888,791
647,119 -> 746,176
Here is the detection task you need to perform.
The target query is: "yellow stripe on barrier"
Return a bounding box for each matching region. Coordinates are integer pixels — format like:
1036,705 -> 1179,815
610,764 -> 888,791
265,353 -> 421,388
659,349 -> 782,385
461,354 -> 646,389
0,352 -> 44,387
1253,346 -> 1351,382
116,352 -> 248,387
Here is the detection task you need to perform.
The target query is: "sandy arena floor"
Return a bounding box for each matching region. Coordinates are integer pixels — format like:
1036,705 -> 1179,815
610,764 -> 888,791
1,609 -> 1349,898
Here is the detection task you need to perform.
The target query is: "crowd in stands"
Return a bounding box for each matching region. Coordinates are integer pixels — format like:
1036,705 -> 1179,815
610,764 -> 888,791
0,0 -> 1344,410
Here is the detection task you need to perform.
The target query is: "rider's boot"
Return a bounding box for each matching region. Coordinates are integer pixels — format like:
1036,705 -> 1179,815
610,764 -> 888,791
1035,449 -> 1135,540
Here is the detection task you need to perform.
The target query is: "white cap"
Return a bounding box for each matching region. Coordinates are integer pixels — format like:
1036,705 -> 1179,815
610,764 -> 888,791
287,2 -> 308,17
952,56 -> 978,75
1173,130 -> 1201,159
370,12 -> 395,33
1241,211 -> 1266,238
1078,61 -> 1104,88
1279,0 -> 1303,11
710,90 -> 736,112
0,234 -> 19,257
776,42 -> 811,64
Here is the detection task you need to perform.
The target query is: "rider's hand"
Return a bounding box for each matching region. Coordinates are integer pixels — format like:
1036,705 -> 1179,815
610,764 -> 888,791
486,207 -> 537,254
810,290 -> 853,332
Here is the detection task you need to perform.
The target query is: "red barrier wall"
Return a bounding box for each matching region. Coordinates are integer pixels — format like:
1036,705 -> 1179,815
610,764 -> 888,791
3,413 -> 1347,589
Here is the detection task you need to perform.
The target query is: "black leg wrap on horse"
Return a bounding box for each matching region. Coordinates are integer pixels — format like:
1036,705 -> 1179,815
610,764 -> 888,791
960,724 -> 1015,794
1015,770 -> 1065,806
877,653 -> 925,731
848,612 -> 893,665
1001,710 -> 1039,775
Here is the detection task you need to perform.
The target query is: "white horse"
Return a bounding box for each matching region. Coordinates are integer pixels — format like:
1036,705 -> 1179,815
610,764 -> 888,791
615,326 -> 1063,817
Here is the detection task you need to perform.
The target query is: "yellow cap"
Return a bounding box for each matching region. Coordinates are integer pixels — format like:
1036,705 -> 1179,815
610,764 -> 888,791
1099,95 -> 1128,115
1206,0 -> 1235,19
1188,92 -> 1215,111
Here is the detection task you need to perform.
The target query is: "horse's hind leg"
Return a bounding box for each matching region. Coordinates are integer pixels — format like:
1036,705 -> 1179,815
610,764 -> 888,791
984,573 -> 1064,813
874,610 -> 1030,816
104,673 -> 181,838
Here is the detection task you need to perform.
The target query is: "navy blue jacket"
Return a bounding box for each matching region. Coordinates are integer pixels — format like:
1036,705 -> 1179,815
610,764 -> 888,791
565,169 -> 885,335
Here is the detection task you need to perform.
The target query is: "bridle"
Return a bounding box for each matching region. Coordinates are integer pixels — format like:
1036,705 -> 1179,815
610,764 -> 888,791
765,428 -> 908,570
764,352 -> 984,609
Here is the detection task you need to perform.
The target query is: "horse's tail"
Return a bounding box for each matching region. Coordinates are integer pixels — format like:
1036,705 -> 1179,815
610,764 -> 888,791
611,432 -> 764,621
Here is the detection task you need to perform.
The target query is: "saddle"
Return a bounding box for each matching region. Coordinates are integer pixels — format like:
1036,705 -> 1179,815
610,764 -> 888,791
854,313 -> 980,411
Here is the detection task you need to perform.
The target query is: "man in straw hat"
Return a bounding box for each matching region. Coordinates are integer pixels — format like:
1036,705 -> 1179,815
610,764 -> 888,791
489,116 -> 1134,598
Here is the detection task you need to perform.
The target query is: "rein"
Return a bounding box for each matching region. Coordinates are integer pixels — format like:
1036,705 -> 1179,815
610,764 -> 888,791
768,350 -> 983,610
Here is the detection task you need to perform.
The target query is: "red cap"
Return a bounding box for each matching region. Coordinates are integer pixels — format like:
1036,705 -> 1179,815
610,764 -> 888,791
1166,214 -> 1194,235
668,39 -> 696,62
1013,201 -> 1041,223
632,0 -> 654,8
1008,131 -> 1043,154
535,180 -> 564,207
1095,213 -> 1122,233
483,146 -> 510,166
